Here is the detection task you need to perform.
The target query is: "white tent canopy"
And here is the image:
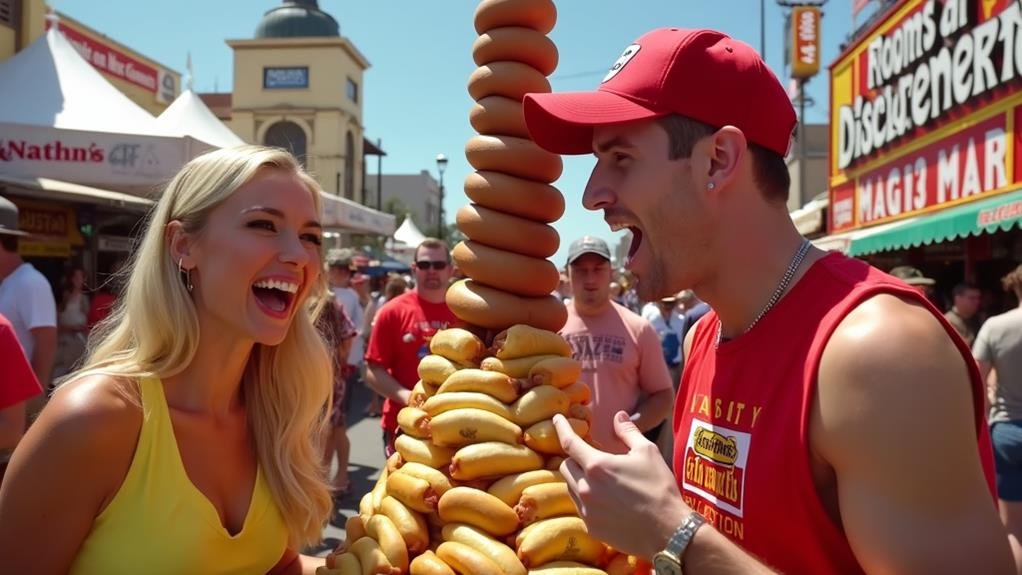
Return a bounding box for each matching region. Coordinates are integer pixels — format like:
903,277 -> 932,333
0,27 -> 173,136
393,214 -> 427,247
0,26 -> 205,189
157,90 -> 245,149
320,193 -> 396,235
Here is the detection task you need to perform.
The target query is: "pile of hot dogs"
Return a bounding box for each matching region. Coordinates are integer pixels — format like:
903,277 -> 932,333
321,327 -> 642,574
319,1 -> 647,572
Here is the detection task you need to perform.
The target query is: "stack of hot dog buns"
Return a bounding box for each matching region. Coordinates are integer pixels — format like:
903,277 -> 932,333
446,0 -> 568,333
321,326 -> 648,574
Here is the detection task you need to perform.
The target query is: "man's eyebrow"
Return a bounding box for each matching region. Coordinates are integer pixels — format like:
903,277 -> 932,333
243,206 -> 321,229
594,135 -> 635,154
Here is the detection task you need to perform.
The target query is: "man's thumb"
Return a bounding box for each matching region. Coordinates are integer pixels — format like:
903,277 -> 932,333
613,411 -> 649,450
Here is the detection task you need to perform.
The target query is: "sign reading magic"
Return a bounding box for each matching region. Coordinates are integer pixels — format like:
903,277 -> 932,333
830,0 -> 1022,232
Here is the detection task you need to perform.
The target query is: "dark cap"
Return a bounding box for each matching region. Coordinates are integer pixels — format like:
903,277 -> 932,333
524,28 -> 796,156
0,196 -> 29,237
567,236 -> 612,265
889,266 -> 935,287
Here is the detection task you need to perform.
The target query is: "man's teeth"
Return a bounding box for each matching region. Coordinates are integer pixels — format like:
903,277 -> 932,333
253,279 -> 299,294
609,223 -> 630,232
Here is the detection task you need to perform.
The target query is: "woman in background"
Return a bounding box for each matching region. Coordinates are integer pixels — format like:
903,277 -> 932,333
310,273 -> 356,500
54,267 -> 89,378
0,146 -> 333,574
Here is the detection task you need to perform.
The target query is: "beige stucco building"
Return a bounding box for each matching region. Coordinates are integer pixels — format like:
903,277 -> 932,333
203,0 -> 375,205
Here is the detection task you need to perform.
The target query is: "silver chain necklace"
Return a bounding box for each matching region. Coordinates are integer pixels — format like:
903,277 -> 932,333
715,239 -> 812,348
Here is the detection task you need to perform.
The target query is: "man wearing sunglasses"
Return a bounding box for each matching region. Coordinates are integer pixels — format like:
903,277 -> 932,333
365,238 -> 459,455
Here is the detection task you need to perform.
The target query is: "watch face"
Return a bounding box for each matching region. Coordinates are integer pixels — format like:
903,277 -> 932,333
653,552 -> 683,575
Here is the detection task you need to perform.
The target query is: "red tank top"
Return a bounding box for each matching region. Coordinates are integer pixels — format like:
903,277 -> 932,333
672,253 -> 996,574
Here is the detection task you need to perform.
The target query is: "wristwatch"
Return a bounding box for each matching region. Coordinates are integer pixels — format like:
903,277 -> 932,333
652,512 -> 707,575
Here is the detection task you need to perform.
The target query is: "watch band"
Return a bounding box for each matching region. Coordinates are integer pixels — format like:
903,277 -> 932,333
665,511 -> 706,564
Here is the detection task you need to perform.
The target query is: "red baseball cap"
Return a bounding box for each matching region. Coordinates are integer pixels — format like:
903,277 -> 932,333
524,28 -> 796,157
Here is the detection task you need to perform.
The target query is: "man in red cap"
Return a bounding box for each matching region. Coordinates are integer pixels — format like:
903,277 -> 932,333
528,28 -> 1013,574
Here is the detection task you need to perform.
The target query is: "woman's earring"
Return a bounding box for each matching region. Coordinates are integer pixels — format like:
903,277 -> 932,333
178,258 -> 194,292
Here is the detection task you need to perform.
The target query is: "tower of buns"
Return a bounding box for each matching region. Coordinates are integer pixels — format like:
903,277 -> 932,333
319,1 -> 641,574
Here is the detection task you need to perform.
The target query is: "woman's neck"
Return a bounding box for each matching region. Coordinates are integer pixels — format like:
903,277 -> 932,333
161,315 -> 253,418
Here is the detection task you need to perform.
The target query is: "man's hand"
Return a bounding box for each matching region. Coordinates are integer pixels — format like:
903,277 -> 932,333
553,410 -> 688,557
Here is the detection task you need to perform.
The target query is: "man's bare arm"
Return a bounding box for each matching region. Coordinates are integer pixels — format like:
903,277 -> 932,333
365,363 -> 410,405
814,293 -> 1013,574
0,403 -> 26,450
29,326 -> 56,389
630,388 -> 673,433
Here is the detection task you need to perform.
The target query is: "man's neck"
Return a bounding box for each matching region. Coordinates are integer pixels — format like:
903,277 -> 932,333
0,255 -> 23,282
574,299 -> 611,318
698,224 -> 817,340
417,288 -> 445,305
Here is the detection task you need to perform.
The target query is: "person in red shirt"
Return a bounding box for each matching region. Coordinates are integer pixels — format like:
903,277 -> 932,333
365,238 -> 459,455
524,28 -> 1013,574
0,311 -> 43,485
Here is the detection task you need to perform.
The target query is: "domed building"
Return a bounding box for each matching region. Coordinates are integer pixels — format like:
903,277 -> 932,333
203,0 -> 388,227
254,0 -> 340,39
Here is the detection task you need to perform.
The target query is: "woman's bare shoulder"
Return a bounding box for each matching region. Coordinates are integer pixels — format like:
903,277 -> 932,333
27,374 -> 144,462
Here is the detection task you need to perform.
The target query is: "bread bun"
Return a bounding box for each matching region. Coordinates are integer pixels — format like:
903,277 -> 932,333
447,279 -> 567,332
464,171 -> 564,223
456,204 -> 559,259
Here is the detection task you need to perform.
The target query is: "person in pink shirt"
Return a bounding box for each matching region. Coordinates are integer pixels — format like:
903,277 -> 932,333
559,236 -> 674,454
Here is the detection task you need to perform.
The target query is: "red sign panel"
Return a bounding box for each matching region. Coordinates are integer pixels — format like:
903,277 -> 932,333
46,21 -> 159,94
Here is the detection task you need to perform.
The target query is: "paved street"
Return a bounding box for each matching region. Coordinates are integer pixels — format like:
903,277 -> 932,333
307,379 -> 387,557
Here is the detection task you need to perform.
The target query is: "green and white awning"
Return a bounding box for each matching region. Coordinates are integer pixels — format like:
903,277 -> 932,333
845,189 -> 1022,256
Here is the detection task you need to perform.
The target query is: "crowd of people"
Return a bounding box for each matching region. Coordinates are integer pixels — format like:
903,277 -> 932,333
1,25 -> 1022,575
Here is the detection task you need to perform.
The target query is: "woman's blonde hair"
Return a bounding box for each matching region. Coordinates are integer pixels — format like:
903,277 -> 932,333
69,145 -> 332,547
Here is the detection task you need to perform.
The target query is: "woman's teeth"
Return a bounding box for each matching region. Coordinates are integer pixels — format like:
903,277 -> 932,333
252,279 -> 299,293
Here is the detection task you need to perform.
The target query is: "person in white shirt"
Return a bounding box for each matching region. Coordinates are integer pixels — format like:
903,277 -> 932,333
0,197 -> 57,391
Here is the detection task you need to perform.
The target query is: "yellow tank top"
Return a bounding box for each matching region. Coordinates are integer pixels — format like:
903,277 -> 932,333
69,376 -> 288,574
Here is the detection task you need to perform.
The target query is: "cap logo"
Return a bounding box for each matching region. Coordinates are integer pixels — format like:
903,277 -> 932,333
602,43 -> 641,83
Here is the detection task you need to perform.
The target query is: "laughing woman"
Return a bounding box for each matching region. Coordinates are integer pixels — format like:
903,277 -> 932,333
0,146 -> 334,574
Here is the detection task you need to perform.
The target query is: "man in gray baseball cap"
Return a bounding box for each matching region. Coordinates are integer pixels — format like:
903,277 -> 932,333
561,234 -> 673,456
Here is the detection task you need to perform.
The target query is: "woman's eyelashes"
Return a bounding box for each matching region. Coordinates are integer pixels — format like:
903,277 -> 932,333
247,219 -> 276,232
247,219 -> 322,246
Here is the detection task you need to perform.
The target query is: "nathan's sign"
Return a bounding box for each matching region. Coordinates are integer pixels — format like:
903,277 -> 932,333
830,0 -> 1022,232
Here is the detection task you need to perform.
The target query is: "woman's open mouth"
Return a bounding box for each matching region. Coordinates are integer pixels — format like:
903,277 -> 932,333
251,278 -> 299,319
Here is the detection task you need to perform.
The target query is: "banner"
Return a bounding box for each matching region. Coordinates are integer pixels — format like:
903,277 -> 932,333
829,0 -> 1022,232
791,6 -> 822,79
0,122 -> 208,189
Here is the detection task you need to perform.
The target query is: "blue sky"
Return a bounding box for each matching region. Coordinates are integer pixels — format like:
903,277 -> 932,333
56,0 -> 858,266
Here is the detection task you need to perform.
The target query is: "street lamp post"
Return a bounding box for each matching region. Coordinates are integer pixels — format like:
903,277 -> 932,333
435,153 -> 448,239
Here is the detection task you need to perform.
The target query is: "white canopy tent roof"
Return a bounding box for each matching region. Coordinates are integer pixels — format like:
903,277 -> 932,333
157,90 -> 245,149
0,26 -> 205,190
393,214 -> 427,246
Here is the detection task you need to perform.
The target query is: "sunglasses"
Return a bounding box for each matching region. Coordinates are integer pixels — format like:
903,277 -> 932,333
414,260 -> 448,271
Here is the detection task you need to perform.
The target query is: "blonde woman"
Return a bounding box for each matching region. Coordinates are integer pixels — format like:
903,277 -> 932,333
0,146 -> 333,574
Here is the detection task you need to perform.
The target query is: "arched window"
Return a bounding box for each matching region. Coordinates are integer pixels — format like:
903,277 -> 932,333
264,121 -> 307,165
344,131 -> 355,200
